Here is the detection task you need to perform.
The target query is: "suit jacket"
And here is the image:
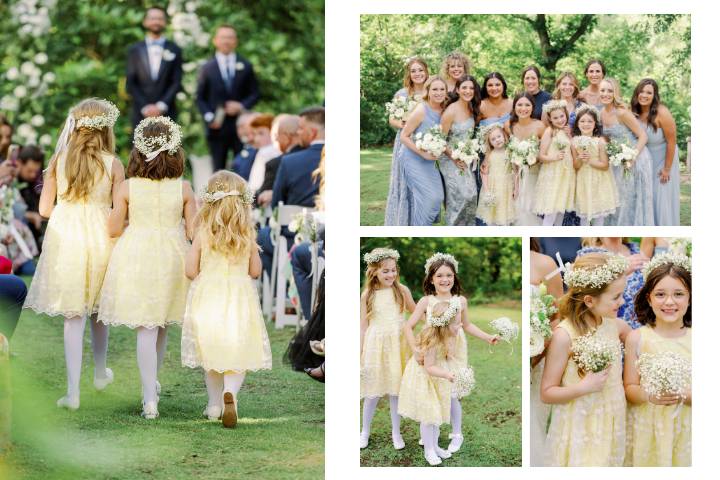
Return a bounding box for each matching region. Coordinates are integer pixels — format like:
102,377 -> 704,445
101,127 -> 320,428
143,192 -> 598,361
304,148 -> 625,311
196,54 -> 260,135
258,145 -> 303,194
272,143 -> 323,209
231,146 -> 257,180
126,40 -> 183,124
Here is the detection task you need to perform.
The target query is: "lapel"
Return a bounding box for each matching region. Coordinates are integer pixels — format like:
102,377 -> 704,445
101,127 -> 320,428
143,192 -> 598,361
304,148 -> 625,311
212,57 -> 232,93
156,44 -> 171,80
138,43 -> 152,80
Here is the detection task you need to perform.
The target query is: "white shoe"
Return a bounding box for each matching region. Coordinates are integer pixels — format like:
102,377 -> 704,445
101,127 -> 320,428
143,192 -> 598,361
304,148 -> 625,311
56,395 -> 79,410
141,401 -> 159,419
93,368 -> 114,391
436,447 -> 452,459
360,432 -> 369,449
448,433 -> 464,453
424,451 -> 442,466
156,381 -> 161,395
418,437 -> 424,446
392,433 -> 405,450
203,405 -> 222,420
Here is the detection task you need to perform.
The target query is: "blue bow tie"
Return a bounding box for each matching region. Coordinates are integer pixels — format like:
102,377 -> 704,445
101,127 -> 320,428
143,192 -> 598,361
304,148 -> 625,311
148,39 -> 163,47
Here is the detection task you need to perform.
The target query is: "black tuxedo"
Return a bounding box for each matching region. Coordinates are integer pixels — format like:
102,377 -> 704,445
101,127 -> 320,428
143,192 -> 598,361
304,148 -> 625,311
258,145 -> 303,195
196,53 -> 260,171
126,39 -> 183,128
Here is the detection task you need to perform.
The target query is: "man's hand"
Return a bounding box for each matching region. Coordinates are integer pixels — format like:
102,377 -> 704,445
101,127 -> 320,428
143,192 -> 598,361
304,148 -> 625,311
257,190 -> 272,206
142,104 -> 162,117
224,101 -> 244,116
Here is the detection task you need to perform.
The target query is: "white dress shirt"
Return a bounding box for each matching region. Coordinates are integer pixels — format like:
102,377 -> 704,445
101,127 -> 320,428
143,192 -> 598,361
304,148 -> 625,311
248,143 -> 282,193
145,37 -> 165,81
215,52 -> 237,85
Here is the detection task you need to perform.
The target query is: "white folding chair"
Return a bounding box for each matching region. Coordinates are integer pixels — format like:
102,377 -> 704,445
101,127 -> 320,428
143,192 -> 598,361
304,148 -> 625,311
273,203 -> 308,329
310,241 -> 324,311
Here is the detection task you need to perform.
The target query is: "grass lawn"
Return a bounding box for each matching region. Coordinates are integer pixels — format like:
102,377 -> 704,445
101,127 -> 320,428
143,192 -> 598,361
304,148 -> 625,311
359,303 -> 521,467
1,307 -> 324,480
361,146 -> 692,226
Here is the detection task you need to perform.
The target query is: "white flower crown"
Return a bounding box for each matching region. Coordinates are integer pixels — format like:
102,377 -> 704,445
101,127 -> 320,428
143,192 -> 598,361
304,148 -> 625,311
575,102 -> 600,119
425,252 -> 459,274
75,99 -> 120,130
542,99 -> 568,114
363,248 -> 400,265
134,116 -> 183,161
642,252 -> 691,279
564,254 -> 629,289
200,186 -> 254,205
476,122 -> 505,144
428,297 -> 461,327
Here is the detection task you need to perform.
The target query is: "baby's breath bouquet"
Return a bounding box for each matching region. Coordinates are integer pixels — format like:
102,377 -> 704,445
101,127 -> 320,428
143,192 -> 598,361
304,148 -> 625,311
490,317 -> 519,355
551,135 -> 570,152
288,210 -> 318,245
637,351 -> 691,404
449,137 -> 481,175
479,190 -> 496,208
507,135 -> 539,167
452,366 -> 476,399
529,283 -> 557,357
385,95 -> 419,122
0,185 -> 17,239
606,140 -> 637,178
573,135 -> 595,153
415,125 -> 447,159
571,331 -> 620,375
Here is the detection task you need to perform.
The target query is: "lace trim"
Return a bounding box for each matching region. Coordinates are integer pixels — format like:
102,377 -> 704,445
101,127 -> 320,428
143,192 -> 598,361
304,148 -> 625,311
181,359 -> 272,373
97,317 -> 183,329
23,303 -> 98,319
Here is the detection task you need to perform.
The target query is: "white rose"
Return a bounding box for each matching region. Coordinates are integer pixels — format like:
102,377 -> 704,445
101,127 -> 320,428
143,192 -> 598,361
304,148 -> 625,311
31,114 -> 44,127
235,62 -> 245,71
5,67 -> 19,80
34,52 -> 48,64
39,134 -> 52,146
20,61 -> 35,76
42,71 -> 55,83
185,1 -> 197,12
17,123 -> 36,141
13,85 -> 27,98
0,96 -> 19,111
28,75 -> 40,87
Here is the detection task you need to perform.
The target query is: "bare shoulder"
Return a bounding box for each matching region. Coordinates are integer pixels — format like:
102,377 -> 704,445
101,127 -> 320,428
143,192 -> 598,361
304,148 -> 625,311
182,179 -> 195,196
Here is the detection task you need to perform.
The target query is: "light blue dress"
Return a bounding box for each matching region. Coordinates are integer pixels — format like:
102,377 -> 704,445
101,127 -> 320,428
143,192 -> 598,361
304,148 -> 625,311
399,103 -> 444,226
643,122 -> 680,225
384,88 -> 411,226
438,117 -> 478,225
603,122 -> 655,226
475,114 -> 511,225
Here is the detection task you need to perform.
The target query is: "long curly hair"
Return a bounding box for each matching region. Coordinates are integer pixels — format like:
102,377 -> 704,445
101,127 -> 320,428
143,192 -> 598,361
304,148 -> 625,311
631,78 -> 661,133
403,56 -> 430,96
634,262 -> 691,328
446,74 -> 481,120
194,170 -> 255,258
362,251 -> 404,324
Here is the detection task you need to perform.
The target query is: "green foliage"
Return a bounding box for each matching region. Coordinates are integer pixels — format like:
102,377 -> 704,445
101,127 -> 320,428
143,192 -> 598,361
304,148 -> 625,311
360,237 -> 521,303
0,0 -> 324,160
361,14 -> 691,150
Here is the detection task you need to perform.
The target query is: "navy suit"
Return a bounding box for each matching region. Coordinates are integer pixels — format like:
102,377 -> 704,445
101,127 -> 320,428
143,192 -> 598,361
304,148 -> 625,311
126,40 -> 183,128
196,54 -> 260,171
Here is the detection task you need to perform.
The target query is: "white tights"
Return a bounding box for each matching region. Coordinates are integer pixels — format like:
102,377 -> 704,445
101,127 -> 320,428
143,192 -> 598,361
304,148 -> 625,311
542,213 -> 557,226
63,314 -> 109,398
136,327 -> 169,404
360,396 -> 401,439
205,370 -> 246,408
450,397 -> 462,435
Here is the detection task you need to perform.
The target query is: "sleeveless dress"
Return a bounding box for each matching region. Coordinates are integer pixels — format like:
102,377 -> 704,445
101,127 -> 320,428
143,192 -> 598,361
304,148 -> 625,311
98,178 -> 190,328
643,122 -> 680,225
426,295 -> 467,373
626,326 -> 691,466
573,137 -> 619,221
475,114 -> 511,224
603,122 -> 655,226
399,103 -> 444,226
511,134 -> 542,226
24,151 -> 116,318
545,317 -> 626,466
181,241 -> 272,373
437,117 -> 478,225
529,284 -> 550,466
360,288 -> 409,399
534,130 -> 575,216
384,88 -> 412,226
476,149 -> 515,225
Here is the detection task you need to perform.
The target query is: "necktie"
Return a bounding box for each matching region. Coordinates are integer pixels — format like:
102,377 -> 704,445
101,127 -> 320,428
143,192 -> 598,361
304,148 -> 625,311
225,59 -> 234,90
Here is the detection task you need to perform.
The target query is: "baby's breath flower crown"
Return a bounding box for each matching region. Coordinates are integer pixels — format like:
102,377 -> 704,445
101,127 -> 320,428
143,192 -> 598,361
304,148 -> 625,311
428,297 -> 461,327
477,122 -> 505,144
200,182 -> 254,205
564,254 -> 628,289
133,116 -> 183,161
363,248 -> 400,265
642,252 -> 691,280
575,102 -> 600,119
424,252 -> 459,274
541,99 -> 568,114
75,99 -> 120,130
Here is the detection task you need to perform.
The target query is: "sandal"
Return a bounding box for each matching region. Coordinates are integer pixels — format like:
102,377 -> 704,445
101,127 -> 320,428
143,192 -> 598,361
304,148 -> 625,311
304,363 -> 325,383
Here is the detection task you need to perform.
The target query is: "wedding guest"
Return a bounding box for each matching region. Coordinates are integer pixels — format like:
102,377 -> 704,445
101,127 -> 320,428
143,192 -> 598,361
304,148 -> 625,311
548,72 -> 583,129
231,112 -> 258,180
197,25 -> 260,171
246,113 -> 280,194
16,145 -> 44,246
578,58 -> 606,108
0,115 -> 12,162
256,114 -> 303,208
441,52 -> 471,97
126,6 -> 183,129
521,66 -> 552,120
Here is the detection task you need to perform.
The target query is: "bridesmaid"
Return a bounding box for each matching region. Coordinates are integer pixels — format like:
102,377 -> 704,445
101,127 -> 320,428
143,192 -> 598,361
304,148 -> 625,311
600,78 -> 655,226
439,74 -> 479,225
398,75 -> 447,226
385,57 -> 429,226
506,92 -> 545,225
631,78 -> 681,226
521,66 -> 552,120
440,52 -> 471,98
547,72 -> 583,130
578,58 -> 606,108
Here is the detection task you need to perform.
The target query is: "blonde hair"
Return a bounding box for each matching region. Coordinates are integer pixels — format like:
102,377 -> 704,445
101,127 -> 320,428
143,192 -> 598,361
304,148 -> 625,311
601,77 -> 627,109
581,237 -> 631,247
403,57 -> 430,96
60,98 -> 117,201
484,124 -> 508,153
559,253 -> 622,336
312,146 -> 325,211
552,72 -> 580,100
422,75 -> 448,104
417,322 -> 452,358
440,52 -> 471,87
194,170 -> 256,257
361,251 -> 404,323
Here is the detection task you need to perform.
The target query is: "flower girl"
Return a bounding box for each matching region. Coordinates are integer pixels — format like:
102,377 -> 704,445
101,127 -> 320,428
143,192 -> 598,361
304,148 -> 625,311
181,170 -> 272,428
98,117 -> 196,419
534,100 -> 575,226
624,253 -> 691,466
476,124 -> 516,225
360,248 -> 415,450
24,98 -> 125,410
571,105 -> 619,226
541,252 -> 631,466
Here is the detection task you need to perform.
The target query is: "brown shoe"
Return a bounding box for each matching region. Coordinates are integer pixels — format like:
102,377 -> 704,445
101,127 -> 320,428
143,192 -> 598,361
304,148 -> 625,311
222,392 -> 237,428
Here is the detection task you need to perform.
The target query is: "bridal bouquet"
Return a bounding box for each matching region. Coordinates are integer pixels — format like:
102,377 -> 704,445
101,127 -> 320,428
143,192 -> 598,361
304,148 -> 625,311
529,283 -> 557,357
637,351 -> 691,402
670,237 -> 692,257
449,137 -> 481,174
385,95 -> 419,122
451,366 -> 476,399
606,140 -> 637,178
571,331 -> 620,375
414,125 -> 447,158
288,210 -> 318,245
507,136 -> 539,168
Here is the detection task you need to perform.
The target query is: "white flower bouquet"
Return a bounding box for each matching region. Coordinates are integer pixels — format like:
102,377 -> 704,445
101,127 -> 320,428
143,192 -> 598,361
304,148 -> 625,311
288,210 -> 318,245
606,140 -> 637,178
479,190 -> 496,208
414,125 -> 447,158
451,366 -> 476,399
669,237 -> 692,257
490,317 -> 519,354
551,136 -> 570,152
529,283 -> 557,357
571,331 -> 620,375
573,135 -> 595,153
449,137 -> 481,174
0,185 -> 16,238
385,95 -> 418,122
637,351 -> 691,403
507,136 -> 539,168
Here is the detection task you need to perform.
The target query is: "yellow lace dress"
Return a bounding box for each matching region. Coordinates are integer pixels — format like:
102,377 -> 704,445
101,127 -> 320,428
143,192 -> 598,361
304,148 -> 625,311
625,326 -> 691,466
545,317 -> 626,466
181,241 -> 272,373
573,137 -> 619,221
98,178 -> 190,328
24,151 -> 116,318
360,288 -> 409,399
477,149 -> 516,225
534,130 -> 575,216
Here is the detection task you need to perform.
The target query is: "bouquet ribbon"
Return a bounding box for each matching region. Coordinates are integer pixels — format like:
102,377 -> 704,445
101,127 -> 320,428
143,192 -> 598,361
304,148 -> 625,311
9,223 -> 32,259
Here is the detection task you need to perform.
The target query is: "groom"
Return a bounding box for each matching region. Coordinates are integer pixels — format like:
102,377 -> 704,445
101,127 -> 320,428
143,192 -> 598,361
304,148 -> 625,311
126,6 -> 183,129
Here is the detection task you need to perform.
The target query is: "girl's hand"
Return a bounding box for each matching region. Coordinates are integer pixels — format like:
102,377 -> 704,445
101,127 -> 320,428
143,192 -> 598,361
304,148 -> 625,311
479,161 -> 489,175
579,150 -> 590,162
659,168 -> 670,184
556,150 -> 565,161
579,368 -> 610,394
563,125 -> 572,137
648,392 -> 682,406
487,335 -> 500,346
447,372 -> 456,383
414,349 -> 424,365
627,253 -> 648,272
